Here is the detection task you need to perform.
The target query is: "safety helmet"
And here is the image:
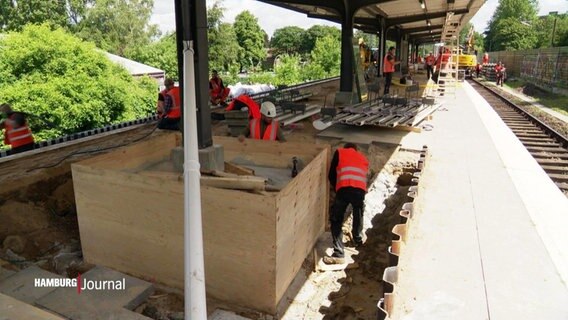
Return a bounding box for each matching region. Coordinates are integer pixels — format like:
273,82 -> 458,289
260,101 -> 277,118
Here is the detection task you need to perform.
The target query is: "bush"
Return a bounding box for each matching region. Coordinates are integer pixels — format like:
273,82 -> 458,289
0,25 -> 156,148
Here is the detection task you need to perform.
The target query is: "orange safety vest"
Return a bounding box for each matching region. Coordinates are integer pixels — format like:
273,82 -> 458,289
425,55 -> 435,66
226,95 -> 261,119
250,118 -> 278,141
335,148 -> 368,192
383,54 -> 395,73
166,86 -> 181,119
4,114 -> 34,148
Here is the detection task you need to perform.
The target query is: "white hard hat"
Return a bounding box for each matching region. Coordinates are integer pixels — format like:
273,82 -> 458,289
260,101 -> 277,118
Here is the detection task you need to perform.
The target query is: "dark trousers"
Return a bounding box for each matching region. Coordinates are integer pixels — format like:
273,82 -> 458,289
330,187 -> 365,258
383,72 -> 393,95
426,65 -> 434,79
158,117 -> 180,131
10,142 -> 34,155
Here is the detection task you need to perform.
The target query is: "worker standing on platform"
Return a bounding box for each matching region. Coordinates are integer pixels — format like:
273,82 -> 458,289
209,70 -> 230,107
482,52 -> 489,65
425,52 -> 435,79
0,103 -> 35,154
158,78 -> 181,130
495,62 -> 505,87
238,101 -> 286,142
324,143 -> 369,265
383,46 -> 399,95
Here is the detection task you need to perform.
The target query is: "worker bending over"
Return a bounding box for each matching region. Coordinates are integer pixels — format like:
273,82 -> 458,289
0,103 -> 35,154
209,70 -> 230,107
226,94 -> 261,120
239,101 -> 285,142
324,143 -> 369,264
158,78 -> 181,130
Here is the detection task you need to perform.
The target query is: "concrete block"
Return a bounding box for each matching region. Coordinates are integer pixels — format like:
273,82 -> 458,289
37,266 -> 154,319
0,266 -> 62,304
0,293 -> 65,320
199,144 -> 225,172
334,91 -> 359,106
172,145 -> 225,172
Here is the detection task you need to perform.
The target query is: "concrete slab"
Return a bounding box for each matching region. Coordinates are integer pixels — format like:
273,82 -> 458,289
36,266 -> 154,320
390,83 -> 568,320
317,124 -> 424,151
0,266 -> 62,304
0,268 -> 15,281
209,309 -> 252,320
0,293 -> 64,320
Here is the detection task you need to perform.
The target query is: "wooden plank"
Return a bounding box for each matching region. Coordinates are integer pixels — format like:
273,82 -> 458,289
224,162 -> 255,176
200,176 -> 266,191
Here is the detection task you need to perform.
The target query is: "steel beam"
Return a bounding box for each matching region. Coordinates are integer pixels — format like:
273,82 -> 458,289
386,8 -> 469,27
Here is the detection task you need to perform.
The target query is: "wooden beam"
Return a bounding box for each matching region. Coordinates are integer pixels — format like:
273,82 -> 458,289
200,176 -> 266,191
224,162 -> 255,176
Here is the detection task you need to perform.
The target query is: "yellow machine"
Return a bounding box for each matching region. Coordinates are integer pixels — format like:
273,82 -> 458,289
458,25 -> 478,78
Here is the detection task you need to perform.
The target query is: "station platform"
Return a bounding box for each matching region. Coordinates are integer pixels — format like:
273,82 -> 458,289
389,82 -> 568,319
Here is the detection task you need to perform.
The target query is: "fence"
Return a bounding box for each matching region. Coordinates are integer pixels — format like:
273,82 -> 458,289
485,47 -> 568,94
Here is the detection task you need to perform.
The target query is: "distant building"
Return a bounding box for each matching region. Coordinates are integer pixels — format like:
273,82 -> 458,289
104,52 -> 166,86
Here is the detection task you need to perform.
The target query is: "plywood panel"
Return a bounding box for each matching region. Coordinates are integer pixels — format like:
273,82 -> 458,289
72,164 -> 278,313
274,147 -> 330,301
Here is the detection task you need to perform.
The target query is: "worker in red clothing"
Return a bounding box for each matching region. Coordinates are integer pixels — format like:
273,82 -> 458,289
209,70 -> 230,107
475,63 -> 482,78
225,94 -> 261,120
383,46 -> 399,95
0,103 -> 35,154
324,143 -> 369,264
495,62 -> 505,87
482,52 -> 489,65
425,52 -> 435,79
158,78 -> 181,130
238,101 -> 286,142
156,83 -> 170,118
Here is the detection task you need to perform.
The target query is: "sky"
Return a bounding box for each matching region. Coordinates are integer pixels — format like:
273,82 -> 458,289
151,0 -> 568,37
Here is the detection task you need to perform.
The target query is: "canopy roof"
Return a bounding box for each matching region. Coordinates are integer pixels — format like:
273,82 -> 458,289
260,0 -> 485,44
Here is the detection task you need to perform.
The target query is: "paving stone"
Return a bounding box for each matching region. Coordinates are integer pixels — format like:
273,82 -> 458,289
37,266 -> 154,320
0,268 -> 15,281
0,293 -> 64,320
0,266 -> 62,304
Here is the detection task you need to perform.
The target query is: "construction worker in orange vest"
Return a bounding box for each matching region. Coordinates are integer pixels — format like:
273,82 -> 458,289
324,143 -> 369,264
225,94 -> 261,120
425,52 -> 435,79
0,103 -> 35,154
209,70 -> 230,107
383,46 -> 400,95
238,101 -> 286,142
158,78 -> 181,130
156,80 -> 171,118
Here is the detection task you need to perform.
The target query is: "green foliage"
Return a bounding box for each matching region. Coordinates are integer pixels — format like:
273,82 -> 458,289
309,35 -> 341,77
125,32 -> 178,80
485,0 -> 538,51
233,11 -> 267,71
271,26 -> 306,54
354,30 -> 377,48
274,54 -> 303,85
301,25 -> 340,53
208,2 -> 241,73
75,0 -> 159,56
248,72 -> 277,85
0,25 -> 156,148
535,13 -> 568,48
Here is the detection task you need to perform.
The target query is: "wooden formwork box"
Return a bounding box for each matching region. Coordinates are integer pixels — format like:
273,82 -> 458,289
71,133 -> 330,314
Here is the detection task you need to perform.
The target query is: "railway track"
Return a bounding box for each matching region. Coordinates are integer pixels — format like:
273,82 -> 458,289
0,77 -> 339,159
469,79 -> 568,195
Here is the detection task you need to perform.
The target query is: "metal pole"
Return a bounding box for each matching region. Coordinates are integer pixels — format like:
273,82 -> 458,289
183,39 -> 208,320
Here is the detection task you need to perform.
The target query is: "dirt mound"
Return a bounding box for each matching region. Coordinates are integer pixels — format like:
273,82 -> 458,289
0,200 -> 50,240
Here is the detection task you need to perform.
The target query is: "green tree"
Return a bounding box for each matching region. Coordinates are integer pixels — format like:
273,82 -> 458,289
535,13 -> 568,48
233,11 -> 267,71
0,24 -> 155,147
301,25 -> 340,53
275,54 -> 302,85
271,26 -> 305,54
484,0 -> 538,50
207,2 -> 241,73
308,35 -> 340,77
125,32 -> 178,80
75,0 -> 159,55
354,30 -> 377,48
